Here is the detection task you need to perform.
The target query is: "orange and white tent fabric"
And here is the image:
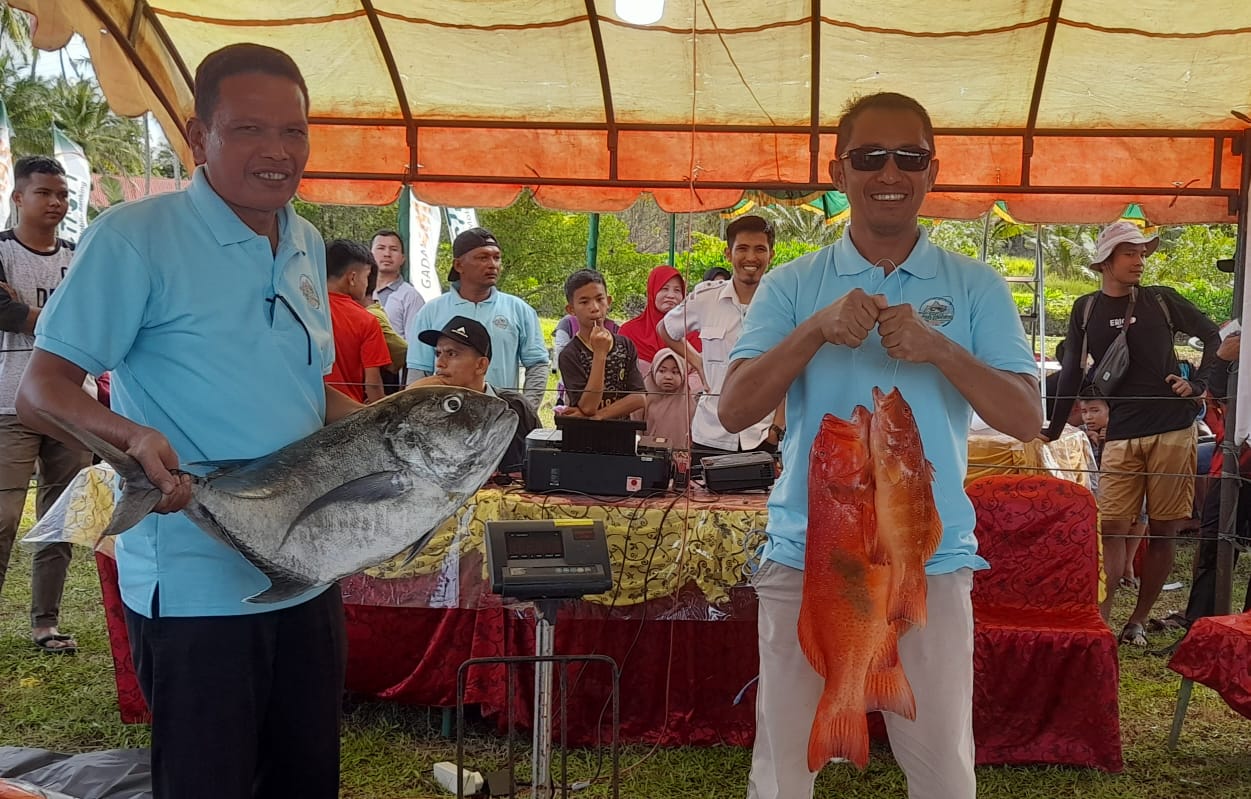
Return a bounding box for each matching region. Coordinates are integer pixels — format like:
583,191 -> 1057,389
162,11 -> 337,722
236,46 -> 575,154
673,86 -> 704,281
13,0 -> 1251,221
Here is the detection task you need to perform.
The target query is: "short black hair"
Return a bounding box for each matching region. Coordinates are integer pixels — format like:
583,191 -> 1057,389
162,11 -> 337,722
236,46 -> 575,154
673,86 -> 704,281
372,229 -> 405,253
564,269 -> 607,302
836,92 -> 935,156
725,215 -> 775,249
14,155 -> 65,188
326,239 -> 376,280
364,259 -> 380,296
194,43 -> 309,121
703,266 -> 732,282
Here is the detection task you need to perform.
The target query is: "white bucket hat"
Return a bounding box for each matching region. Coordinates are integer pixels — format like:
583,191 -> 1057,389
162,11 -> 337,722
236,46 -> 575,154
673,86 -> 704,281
1092,220 -> 1159,268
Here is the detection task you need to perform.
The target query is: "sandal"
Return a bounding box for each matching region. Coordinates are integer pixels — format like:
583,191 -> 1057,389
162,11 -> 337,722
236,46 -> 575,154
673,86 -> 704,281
1119,622 -> 1148,647
33,633 -> 78,655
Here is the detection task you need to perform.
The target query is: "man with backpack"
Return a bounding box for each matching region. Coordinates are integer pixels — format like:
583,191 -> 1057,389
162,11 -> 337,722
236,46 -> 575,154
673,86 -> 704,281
1045,221 -> 1220,647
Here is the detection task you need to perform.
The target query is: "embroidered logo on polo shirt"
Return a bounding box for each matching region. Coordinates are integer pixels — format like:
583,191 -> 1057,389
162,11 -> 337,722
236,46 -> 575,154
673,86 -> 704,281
918,296 -> 955,327
299,274 -> 321,310
492,315 -> 509,330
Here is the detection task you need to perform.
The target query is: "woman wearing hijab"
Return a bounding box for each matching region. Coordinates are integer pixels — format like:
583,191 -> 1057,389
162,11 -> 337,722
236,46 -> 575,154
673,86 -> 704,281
619,265 -> 702,374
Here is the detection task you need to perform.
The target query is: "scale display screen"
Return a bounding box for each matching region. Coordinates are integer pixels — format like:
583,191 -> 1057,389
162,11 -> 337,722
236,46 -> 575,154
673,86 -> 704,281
485,519 -> 613,599
507,530 -> 565,559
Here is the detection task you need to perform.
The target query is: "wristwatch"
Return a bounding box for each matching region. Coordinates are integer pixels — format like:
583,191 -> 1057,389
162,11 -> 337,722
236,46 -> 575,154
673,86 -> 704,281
769,424 -> 786,441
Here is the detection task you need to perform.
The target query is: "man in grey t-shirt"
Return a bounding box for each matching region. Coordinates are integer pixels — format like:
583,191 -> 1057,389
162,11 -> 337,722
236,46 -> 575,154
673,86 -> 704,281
0,156 -> 91,654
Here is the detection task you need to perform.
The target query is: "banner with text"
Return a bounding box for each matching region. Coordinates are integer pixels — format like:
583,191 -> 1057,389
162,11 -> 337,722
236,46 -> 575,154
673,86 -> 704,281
52,125 -> 91,243
444,207 -> 479,241
0,98 -> 12,229
407,188 -> 444,303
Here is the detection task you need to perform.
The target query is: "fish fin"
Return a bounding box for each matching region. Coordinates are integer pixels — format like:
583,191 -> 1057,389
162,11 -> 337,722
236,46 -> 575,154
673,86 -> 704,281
181,458 -> 252,477
864,662 -> 917,721
866,627 -> 903,673
244,563 -> 320,604
862,514 -> 890,565
797,609 -> 827,678
876,456 -> 905,486
807,694 -> 870,771
887,569 -> 929,628
396,529 -> 437,569
284,471 -> 414,543
35,409 -> 164,536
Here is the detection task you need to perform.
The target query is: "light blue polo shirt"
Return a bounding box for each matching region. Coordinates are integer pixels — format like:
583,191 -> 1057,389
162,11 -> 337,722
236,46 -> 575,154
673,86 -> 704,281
34,166 -> 335,617
730,228 -> 1036,575
405,285 -> 548,391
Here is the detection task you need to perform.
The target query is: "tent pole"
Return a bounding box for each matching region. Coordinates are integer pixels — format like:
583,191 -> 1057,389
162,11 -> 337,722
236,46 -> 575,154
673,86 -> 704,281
586,213 -> 601,268
668,213 -> 677,267
1035,224 -> 1047,397
397,187 -> 412,283
979,211 -> 991,262
1214,130 -> 1251,617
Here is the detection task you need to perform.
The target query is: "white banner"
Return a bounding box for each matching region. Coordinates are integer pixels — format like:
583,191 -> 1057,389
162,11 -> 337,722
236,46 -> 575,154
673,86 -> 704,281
1235,218 -> 1251,445
0,98 -> 12,229
407,188 -> 443,303
52,125 -> 91,243
444,207 -> 479,240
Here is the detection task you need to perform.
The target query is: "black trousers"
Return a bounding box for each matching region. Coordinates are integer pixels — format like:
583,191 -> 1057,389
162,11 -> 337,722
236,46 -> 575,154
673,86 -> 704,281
125,585 -> 347,799
1184,482 -> 1251,622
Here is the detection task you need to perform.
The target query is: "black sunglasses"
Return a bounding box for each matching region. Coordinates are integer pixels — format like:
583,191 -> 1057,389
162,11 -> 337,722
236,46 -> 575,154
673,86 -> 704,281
839,147 -> 933,172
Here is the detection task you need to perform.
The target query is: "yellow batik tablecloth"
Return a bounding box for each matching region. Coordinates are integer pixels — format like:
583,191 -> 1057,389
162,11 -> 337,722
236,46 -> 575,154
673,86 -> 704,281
968,424 -> 1094,492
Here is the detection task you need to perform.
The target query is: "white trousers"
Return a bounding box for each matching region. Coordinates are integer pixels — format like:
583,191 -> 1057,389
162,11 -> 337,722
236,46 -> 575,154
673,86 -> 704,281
747,562 -> 976,799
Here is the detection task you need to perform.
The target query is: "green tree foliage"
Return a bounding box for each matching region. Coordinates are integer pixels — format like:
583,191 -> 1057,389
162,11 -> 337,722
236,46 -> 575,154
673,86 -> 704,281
292,199 -> 400,247
459,192 -> 656,317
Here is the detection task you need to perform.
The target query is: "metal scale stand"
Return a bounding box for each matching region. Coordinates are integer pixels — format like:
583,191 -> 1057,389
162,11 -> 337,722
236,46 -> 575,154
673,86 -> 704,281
456,519 -> 620,798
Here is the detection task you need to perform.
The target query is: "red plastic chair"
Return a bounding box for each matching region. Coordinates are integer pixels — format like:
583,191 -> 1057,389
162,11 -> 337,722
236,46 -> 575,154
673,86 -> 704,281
966,474 -> 1123,771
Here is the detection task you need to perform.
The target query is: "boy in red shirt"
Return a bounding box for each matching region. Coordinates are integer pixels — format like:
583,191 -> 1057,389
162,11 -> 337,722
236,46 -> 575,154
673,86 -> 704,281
325,239 -> 390,403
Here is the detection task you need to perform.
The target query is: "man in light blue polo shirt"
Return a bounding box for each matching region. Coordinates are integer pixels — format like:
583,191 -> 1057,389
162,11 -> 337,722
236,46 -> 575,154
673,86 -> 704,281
405,227 -> 549,410
720,93 -> 1041,799
17,45 -> 360,799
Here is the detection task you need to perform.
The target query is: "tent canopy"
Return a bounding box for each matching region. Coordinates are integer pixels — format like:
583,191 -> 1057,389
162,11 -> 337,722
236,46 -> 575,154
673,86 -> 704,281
14,1 -> 1251,222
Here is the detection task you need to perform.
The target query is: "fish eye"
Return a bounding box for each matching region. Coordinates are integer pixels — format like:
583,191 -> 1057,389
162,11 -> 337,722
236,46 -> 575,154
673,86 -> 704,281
442,395 -> 463,413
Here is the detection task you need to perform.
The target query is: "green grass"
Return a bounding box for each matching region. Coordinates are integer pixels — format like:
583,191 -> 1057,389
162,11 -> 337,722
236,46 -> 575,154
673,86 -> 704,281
3,491 -> 1250,798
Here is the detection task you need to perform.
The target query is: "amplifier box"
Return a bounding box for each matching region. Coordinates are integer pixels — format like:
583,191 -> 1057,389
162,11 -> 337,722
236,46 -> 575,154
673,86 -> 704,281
525,448 -> 671,497
701,450 -> 776,493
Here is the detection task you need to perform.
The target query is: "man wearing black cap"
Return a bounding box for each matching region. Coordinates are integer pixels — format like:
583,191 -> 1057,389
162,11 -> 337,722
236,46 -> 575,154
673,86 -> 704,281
405,227 -> 549,410
410,315 -> 539,474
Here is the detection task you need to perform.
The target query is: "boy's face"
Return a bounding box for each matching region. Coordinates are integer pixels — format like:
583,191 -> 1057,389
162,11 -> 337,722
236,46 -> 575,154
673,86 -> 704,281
566,281 -> 611,327
13,171 -> 69,232
1079,399 -> 1109,431
655,357 -> 683,393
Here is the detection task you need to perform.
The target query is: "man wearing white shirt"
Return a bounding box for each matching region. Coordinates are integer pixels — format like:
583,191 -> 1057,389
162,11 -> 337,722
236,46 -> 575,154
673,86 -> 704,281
659,215 -> 785,464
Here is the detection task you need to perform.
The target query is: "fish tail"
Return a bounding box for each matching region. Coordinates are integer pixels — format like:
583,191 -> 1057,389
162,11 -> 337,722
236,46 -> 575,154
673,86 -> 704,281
864,662 -> 917,721
807,692 -> 871,771
35,409 -> 164,536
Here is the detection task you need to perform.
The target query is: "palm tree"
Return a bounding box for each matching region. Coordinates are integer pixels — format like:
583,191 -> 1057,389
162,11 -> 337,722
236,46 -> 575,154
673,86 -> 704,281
47,79 -> 145,176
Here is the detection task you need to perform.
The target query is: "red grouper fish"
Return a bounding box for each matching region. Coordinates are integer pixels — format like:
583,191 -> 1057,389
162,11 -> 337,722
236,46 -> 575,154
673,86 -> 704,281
800,407 -> 916,771
871,386 -> 945,629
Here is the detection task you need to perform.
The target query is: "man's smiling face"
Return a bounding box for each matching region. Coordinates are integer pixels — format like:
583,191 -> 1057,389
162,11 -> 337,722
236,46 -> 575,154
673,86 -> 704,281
830,107 -> 938,242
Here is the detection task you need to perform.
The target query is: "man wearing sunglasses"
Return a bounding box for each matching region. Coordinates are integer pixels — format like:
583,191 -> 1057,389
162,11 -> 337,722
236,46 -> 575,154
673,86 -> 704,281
720,92 -> 1041,799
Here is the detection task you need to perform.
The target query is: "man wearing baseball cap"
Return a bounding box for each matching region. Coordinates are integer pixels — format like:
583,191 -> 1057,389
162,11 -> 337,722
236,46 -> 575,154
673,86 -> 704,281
409,315 -> 539,474
1044,220 -> 1220,647
405,227 -> 549,411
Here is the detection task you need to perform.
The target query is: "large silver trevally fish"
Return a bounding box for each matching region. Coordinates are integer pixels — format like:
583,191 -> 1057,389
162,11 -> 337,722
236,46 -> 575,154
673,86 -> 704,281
43,387 -> 518,603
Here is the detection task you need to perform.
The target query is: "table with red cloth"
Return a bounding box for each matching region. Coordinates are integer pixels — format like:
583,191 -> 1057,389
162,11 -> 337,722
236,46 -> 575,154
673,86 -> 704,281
91,476 -> 1120,770
1169,611 -> 1251,721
